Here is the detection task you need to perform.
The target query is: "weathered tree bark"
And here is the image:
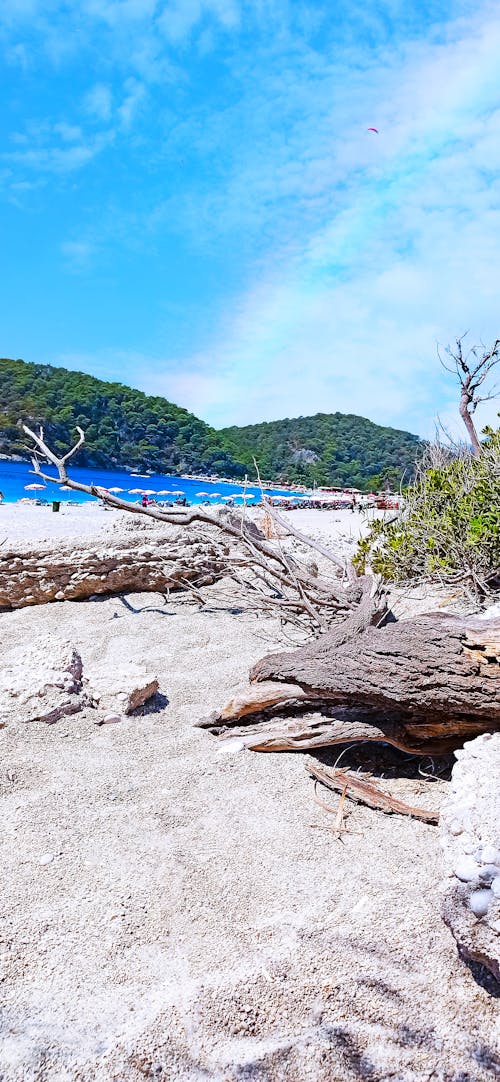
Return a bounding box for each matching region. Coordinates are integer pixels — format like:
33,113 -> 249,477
0,530 -> 227,610
203,612 -> 500,754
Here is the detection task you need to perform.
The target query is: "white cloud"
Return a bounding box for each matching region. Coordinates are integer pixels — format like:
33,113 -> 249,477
4,128 -> 114,174
158,0 -> 239,43
117,77 -> 146,129
83,83 -> 113,122
60,239 -> 95,269
139,2 -> 500,434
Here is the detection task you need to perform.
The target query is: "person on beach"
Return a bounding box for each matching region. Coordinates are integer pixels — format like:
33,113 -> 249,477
141,495 -> 149,508
0,491 -> 4,503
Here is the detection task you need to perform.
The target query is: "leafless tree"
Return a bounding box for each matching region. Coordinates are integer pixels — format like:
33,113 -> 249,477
439,333 -> 500,456
21,423 -> 377,634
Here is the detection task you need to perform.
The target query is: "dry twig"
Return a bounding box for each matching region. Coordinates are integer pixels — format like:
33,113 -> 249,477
21,423 -> 362,633
307,760 -> 439,824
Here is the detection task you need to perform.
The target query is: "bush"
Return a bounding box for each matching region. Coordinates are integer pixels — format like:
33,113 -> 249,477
353,425 -> 500,590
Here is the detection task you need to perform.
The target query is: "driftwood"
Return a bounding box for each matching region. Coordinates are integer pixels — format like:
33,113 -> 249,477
20,424 -> 370,632
204,612 -> 500,755
307,761 -> 439,824
0,530 -> 227,610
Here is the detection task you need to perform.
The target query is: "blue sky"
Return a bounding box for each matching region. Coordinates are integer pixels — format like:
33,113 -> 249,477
1,1 -> 500,437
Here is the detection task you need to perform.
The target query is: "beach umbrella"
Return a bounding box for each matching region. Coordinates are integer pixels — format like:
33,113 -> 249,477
60,485 -> 72,491
24,483 -> 46,490
172,489 -> 185,496
129,488 -> 144,494
196,491 -> 211,497
209,492 -> 222,498
241,493 -> 256,499
108,486 -> 125,493
221,496 -> 233,501
157,490 -> 173,495
142,490 -> 156,495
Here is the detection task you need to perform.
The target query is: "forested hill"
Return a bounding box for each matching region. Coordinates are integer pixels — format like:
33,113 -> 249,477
219,414 -> 422,489
0,358 -> 244,477
0,358 -> 422,487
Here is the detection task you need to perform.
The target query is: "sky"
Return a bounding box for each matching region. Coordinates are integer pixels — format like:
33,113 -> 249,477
1,0 -> 500,438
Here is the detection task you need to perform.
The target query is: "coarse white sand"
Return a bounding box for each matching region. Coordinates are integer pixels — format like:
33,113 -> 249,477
0,502 -> 377,545
0,509 -> 498,1080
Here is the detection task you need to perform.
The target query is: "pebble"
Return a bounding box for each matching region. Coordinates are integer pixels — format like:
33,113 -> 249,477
94,713 -> 123,726
481,845 -> 500,865
454,856 -> 480,883
39,853 -> 54,866
478,864 -> 499,885
469,889 -> 493,917
491,876 -> 500,899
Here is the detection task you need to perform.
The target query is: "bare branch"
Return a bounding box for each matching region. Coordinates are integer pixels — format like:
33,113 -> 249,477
439,334 -> 500,455
21,423 -> 362,632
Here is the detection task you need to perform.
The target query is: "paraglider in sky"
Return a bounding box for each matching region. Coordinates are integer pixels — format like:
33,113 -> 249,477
367,127 -> 379,133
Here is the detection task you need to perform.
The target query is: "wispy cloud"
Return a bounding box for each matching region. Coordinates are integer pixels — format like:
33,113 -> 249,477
83,83 -> 113,122
1,0 -> 500,437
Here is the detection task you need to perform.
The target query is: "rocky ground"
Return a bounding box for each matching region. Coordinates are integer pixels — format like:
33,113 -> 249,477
0,510 -> 499,1081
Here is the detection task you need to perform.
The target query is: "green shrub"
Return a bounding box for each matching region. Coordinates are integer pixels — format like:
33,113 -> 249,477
353,425 -> 500,589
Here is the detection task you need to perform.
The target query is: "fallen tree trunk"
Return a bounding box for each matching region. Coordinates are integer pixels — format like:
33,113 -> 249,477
203,612 -> 500,754
0,529 -> 227,610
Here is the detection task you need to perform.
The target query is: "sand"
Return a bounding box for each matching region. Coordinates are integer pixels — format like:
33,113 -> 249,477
0,507 -> 498,1080
0,502 -> 374,546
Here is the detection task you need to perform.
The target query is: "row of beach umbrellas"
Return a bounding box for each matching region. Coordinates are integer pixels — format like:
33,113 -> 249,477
23,483 -> 312,501
23,483 -> 259,499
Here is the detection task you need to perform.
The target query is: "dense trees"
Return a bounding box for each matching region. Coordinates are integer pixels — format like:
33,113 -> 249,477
0,358 -> 421,488
219,413 -> 421,490
0,358 -> 244,477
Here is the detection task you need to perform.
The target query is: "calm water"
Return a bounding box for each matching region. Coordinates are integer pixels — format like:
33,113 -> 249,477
0,460 -> 303,506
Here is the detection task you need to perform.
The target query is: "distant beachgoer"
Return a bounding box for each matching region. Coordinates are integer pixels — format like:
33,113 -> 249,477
141,495 -> 149,508
0,491 -> 4,503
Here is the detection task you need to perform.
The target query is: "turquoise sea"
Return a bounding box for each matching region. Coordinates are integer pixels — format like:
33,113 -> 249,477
0,460 -> 303,506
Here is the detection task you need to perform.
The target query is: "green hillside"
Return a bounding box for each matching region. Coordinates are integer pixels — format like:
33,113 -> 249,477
219,413 -> 422,490
0,358 -> 244,477
0,358 -> 422,488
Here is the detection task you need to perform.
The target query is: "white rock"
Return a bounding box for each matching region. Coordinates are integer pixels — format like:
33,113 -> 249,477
39,854 -> 54,866
88,665 -> 159,716
453,856 -> 480,883
478,864 -> 499,884
481,844 -> 500,865
491,876 -> 500,899
441,733 -> 500,980
469,890 -> 493,917
0,637 -> 84,725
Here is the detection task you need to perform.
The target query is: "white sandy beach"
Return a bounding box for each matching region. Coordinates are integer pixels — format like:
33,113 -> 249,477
0,505 -> 498,1080
0,500 -> 377,545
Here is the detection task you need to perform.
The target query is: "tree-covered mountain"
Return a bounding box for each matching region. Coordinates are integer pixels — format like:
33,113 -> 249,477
0,358 -> 245,477
0,358 -> 422,488
219,414 -> 422,490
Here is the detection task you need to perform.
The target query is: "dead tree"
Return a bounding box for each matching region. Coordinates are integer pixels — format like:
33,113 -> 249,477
20,425 -> 500,758
21,424 -> 371,632
439,334 -> 500,455
200,611 -> 500,755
